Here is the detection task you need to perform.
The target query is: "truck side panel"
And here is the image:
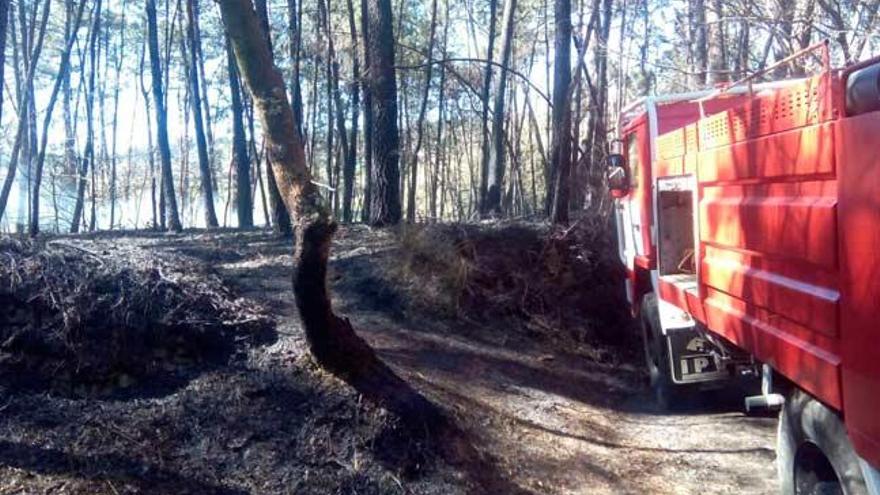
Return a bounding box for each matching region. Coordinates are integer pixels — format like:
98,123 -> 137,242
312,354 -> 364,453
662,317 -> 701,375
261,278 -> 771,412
837,112 -> 880,468
695,119 -> 843,410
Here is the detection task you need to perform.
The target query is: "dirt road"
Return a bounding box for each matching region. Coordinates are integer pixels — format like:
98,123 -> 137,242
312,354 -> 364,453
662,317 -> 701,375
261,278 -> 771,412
213,228 -> 780,495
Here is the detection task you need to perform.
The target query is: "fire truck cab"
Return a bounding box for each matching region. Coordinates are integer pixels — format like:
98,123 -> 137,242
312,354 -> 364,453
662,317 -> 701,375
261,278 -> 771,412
609,43 -> 880,494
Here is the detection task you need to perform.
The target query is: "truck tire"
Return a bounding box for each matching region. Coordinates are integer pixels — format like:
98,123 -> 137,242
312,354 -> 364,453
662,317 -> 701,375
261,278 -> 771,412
640,294 -> 688,410
778,389 -> 868,495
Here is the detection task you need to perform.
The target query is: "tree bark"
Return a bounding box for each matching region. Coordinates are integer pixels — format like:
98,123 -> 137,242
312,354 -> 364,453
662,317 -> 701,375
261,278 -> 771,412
217,0 -> 441,427
478,0 -> 498,214
0,0 -> 7,128
405,0 -> 439,222
146,0 -> 183,232
690,0 -> 708,88
287,0 -> 304,137
484,0 -> 517,216
550,0 -> 572,225
359,0 -> 374,222
226,31 -> 253,228
139,41 -> 159,230
29,0 -> 86,236
366,0 -> 402,225
0,0 -> 50,225
706,0 -> 727,85
185,0 -> 219,228
343,0 -> 360,223
254,0 -> 293,237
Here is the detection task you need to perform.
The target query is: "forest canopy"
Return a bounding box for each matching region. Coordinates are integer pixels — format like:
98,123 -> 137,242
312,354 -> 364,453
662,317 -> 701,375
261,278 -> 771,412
0,0 -> 876,233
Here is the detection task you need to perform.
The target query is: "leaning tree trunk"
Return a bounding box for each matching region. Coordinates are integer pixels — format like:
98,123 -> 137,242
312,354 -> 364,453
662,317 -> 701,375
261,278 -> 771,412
366,0 -> 402,226
217,0 -> 440,426
146,0 -> 183,232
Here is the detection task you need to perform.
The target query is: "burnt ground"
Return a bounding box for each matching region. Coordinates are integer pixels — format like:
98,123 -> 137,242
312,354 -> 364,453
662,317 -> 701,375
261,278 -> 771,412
0,226 -> 779,494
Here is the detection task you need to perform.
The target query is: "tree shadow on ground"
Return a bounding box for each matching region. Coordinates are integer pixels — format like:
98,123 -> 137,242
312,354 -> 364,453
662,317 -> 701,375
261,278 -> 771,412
0,440 -> 247,495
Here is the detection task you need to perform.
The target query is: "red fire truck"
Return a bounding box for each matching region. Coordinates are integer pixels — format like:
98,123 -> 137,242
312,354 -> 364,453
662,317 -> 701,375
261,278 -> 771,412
608,42 -> 880,494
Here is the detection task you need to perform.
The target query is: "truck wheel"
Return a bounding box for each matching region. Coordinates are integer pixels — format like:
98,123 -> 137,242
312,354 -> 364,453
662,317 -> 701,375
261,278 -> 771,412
777,389 -> 868,495
640,294 -> 686,410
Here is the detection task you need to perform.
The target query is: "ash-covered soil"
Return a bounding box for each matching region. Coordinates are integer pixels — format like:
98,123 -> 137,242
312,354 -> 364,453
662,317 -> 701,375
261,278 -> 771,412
0,224 -> 779,494
0,230 -> 468,495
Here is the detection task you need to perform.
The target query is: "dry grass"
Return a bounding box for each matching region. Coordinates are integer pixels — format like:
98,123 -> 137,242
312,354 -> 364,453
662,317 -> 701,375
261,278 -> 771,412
393,216 -> 633,352
0,236 -> 274,396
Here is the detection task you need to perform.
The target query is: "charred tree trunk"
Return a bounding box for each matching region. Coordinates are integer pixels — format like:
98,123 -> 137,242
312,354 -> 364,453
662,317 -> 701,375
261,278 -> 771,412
29,0 -> 86,236
690,0 -> 708,88
484,0 -> 517,216
139,41 -> 159,230
146,0 -> 183,232
344,0 -> 360,223
366,0 -> 401,225
359,0 -> 374,222
0,0 -> 50,225
287,0 -> 304,137
110,3 -> 128,229
185,0 -> 219,228
217,0 -> 441,428
70,0 -> 101,233
226,32 -> 253,228
550,0 -> 572,225
406,0 -> 438,222
478,0 -> 498,214
706,0 -> 727,85
0,0 -> 7,127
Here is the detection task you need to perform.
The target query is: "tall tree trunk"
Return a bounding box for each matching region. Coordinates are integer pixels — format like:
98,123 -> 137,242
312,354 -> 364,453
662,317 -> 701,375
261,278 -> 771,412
217,0 -> 441,427
690,0 -> 708,88
139,41 -> 159,230
287,0 -> 304,137
366,0 -> 401,225
405,0 -> 438,222
432,0 -> 449,221
359,0 -> 374,222
29,0 -> 86,236
146,0 -> 183,231
343,0 -> 360,223
0,0 -> 8,128
550,0 -> 572,225
70,0 -> 97,233
226,32 -> 253,228
63,1 -> 77,179
478,0 -> 498,213
185,0 -> 219,228
191,1 -> 217,187
706,0 -> 727,84
484,0 -> 517,216
254,0 -> 293,237
0,0 -> 50,224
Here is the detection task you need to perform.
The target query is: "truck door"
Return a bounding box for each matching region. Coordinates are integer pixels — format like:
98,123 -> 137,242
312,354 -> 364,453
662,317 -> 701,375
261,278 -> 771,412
615,119 -> 653,271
